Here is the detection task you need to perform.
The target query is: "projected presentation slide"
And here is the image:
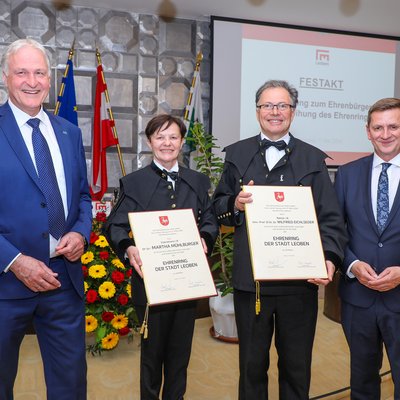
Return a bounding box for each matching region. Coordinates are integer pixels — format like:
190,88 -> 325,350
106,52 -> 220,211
212,17 -> 400,165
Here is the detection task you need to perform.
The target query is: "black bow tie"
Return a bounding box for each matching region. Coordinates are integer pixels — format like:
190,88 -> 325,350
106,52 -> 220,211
162,169 -> 179,181
260,138 -> 287,151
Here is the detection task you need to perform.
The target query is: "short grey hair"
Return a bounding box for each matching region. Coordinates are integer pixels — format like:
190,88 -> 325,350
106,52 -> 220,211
1,38 -> 51,77
255,80 -> 298,109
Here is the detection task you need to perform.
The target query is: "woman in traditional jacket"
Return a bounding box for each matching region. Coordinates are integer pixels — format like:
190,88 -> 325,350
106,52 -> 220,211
104,114 -> 218,400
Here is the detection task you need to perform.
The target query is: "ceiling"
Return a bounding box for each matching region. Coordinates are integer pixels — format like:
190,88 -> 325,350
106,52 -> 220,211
67,0 -> 400,38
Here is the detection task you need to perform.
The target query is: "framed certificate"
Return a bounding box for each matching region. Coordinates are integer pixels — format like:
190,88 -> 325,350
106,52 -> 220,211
128,209 -> 217,305
243,185 -> 327,280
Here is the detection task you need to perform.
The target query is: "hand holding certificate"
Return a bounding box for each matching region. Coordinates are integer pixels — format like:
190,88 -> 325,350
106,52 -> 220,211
243,185 -> 327,280
128,209 -> 216,305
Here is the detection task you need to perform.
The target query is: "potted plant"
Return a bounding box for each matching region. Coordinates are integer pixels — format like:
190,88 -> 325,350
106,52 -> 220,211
187,122 -> 237,341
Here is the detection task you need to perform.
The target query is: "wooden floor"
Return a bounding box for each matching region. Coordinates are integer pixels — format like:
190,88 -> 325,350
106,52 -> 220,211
15,300 -> 394,399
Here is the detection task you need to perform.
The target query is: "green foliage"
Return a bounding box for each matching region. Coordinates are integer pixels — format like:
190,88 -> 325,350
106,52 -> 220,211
186,122 -> 225,192
187,122 -> 233,296
211,232 -> 234,296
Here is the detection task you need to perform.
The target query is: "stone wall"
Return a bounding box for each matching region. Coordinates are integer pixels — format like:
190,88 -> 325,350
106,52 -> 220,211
0,0 -> 210,192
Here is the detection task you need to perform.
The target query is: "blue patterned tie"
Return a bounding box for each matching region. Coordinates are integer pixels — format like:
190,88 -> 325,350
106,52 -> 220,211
376,162 -> 391,234
28,118 -> 65,239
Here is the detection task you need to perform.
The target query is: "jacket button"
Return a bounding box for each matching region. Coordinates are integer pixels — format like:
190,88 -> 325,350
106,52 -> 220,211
42,233 -> 48,239
168,185 -> 172,190
41,202 -> 46,208
378,242 -> 383,248
171,204 -> 176,209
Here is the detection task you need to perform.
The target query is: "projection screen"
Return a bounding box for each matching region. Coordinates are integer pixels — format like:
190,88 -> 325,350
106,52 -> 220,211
211,16 -> 400,165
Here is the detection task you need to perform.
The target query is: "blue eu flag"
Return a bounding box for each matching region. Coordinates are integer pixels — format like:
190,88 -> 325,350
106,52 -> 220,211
57,59 -> 78,126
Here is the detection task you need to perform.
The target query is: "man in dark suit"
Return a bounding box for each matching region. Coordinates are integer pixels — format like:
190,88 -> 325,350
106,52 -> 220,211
213,80 -> 347,399
335,97 -> 400,399
0,39 -> 92,399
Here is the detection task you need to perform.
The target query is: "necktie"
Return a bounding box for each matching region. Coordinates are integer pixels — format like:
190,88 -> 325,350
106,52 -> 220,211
260,138 -> 287,151
376,162 -> 391,234
162,169 -> 179,181
28,118 -> 65,239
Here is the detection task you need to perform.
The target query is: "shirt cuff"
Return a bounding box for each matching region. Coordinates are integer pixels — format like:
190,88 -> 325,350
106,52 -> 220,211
347,260 -> 358,278
4,253 -> 22,273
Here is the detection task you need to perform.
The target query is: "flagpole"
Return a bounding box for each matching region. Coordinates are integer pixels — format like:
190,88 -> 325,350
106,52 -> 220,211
54,39 -> 75,116
184,51 -> 203,123
95,48 -> 126,177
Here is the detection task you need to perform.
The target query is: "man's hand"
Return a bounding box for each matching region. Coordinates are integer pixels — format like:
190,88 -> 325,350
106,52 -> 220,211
351,261 -> 379,288
308,260 -> 336,286
126,245 -> 143,278
55,232 -> 85,262
10,254 -> 60,292
368,266 -> 400,292
234,180 -> 254,212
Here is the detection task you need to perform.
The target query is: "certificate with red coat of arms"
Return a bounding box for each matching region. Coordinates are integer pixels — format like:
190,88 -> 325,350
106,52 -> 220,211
128,209 -> 216,305
243,185 -> 327,280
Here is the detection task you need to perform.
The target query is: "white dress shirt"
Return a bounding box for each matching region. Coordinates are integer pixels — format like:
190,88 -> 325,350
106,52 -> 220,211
260,132 -> 290,170
154,159 -> 179,189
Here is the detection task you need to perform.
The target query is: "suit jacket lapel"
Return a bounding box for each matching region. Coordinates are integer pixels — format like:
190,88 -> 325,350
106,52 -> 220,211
0,103 -> 40,188
384,164 -> 400,232
47,112 -> 72,213
362,155 -> 379,233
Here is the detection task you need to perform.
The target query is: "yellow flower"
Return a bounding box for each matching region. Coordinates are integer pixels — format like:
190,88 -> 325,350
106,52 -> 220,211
126,283 -> 132,298
88,264 -> 107,279
81,251 -> 94,264
99,281 -> 116,299
101,332 -> 119,350
111,314 -> 128,329
95,235 -> 109,248
84,281 -> 88,293
111,258 -> 125,270
85,315 -> 98,333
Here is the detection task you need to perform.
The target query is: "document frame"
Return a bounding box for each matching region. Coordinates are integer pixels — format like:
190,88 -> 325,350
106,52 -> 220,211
243,185 -> 328,280
128,208 -> 217,305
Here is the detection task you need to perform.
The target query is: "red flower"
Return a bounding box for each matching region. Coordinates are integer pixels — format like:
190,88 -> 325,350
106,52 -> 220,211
126,268 -> 132,278
90,232 -> 99,244
102,311 -> 114,322
118,326 -> 130,336
111,270 -> 125,285
117,294 -> 129,306
96,212 -> 107,222
99,251 -> 109,260
86,289 -> 98,303
82,266 -> 88,278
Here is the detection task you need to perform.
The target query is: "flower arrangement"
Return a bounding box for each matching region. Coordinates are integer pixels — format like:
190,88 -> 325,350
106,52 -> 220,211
82,211 -> 138,355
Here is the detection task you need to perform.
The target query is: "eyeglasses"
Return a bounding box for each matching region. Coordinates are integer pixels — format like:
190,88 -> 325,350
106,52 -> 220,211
256,103 -> 294,111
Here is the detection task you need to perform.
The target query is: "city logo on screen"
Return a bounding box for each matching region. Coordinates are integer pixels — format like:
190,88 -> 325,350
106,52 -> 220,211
274,192 -> 285,202
316,49 -> 330,65
159,216 -> 169,226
